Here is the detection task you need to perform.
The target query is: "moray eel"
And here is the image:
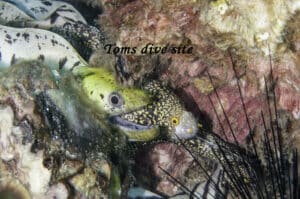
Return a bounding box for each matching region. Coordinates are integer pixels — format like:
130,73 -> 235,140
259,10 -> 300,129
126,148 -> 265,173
0,0 -> 107,60
0,23 -> 198,141
73,66 -> 152,116
0,24 -> 159,140
0,24 -> 87,71
0,1 -> 33,22
0,0 -> 109,63
74,67 -> 198,141
110,81 -> 198,140
0,0 -> 86,26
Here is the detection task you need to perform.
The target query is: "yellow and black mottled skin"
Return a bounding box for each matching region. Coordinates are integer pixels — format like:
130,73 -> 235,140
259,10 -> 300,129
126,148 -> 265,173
119,81 -> 184,131
111,80 -> 198,141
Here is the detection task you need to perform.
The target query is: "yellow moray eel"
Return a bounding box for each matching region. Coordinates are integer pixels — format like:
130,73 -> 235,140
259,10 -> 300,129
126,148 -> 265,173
0,23 -> 198,141
73,66 -> 162,141
74,67 -> 198,141
110,81 -> 198,140
73,66 -> 151,115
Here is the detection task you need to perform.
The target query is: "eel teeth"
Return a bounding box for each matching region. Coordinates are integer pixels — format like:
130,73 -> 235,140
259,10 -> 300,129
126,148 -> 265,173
109,115 -> 154,131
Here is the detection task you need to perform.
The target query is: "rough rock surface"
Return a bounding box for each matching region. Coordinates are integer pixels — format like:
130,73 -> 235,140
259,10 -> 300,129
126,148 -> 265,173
90,0 -> 300,196
0,62 -> 68,198
134,142 -> 194,196
98,0 -> 300,144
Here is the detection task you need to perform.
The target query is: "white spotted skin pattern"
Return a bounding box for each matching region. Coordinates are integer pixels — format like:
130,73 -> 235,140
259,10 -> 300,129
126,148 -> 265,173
0,1 -> 33,22
119,81 -> 199,140
4,0 -> 86,24
0,1 -> 104,61
0,24 -> 87,70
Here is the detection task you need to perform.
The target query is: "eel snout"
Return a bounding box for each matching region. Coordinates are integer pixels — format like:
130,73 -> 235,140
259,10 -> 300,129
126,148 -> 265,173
109,109 -> 198,141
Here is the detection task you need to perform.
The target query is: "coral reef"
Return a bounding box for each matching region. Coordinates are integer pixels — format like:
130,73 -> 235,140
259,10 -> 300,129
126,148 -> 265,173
0,62 -> 59,198
0,105 -> 52,198
0,0 -> 299,198
0,62 -> 111,198
134,142 -> 194,196
98,0 -> 300,143
94,0 -> 300,196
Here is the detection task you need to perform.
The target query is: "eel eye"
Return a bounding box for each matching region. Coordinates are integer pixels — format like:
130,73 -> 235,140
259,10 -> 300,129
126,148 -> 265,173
108,92 -> 124,107
171,116 -> 180,126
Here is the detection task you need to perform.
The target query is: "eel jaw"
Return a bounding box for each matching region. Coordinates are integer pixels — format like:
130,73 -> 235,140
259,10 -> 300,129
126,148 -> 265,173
109,110 -> 199,141
109,115 -> 154,131
109,115 -> 159,142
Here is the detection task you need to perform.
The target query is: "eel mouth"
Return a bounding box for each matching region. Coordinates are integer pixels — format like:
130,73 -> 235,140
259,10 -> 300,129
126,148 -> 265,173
109,114 -> 159,142
109,115 -> 154,131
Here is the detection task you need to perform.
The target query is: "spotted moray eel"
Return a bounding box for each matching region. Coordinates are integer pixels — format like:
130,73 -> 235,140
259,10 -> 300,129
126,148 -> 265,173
0,2 -> 263,198
0,0 -> 86,26
110,80 -> 199,140
0,24 -> 87,70
0,0 -> 108,59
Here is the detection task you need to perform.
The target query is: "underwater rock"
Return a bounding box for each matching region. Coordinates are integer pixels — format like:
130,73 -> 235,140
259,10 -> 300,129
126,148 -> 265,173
0,61 -> 111,198
49,159 -> 84,183
97,0 -> 300,144
0,179 -> 31,199
134,142 -> 193,196
0,105 -> 51,198
16,145 -> 51,197
0,61 -> 56,128
0,106 -> 15,161
0,61 -> 65,198
180,51 -> 300,143
183,80 -> 270,143
45,183 -> 69,199
101,0 -> 300,54
0,61 -> 58,161
69,167 -> 106,199
285,11 -> 300,54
